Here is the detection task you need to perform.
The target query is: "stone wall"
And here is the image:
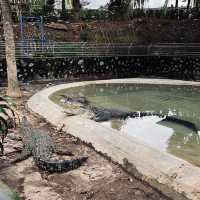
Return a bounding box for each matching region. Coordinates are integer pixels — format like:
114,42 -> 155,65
0,56 -> 200,83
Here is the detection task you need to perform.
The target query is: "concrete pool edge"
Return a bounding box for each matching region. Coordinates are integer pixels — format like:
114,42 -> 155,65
27,78 -> 200,200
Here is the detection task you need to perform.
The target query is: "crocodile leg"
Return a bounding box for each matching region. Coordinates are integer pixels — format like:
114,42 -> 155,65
4,148 -> 22,157
11,149 -> 31,164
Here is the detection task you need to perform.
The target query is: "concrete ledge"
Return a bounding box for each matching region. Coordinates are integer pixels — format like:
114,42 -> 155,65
28,78 -> 200,200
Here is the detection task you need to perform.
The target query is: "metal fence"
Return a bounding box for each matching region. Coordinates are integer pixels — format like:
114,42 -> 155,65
1,42 -> 200,58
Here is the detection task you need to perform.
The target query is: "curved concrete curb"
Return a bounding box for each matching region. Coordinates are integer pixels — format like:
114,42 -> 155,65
28,78 -> 200,200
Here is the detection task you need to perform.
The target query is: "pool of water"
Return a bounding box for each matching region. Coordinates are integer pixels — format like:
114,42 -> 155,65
51,83 -> 200,166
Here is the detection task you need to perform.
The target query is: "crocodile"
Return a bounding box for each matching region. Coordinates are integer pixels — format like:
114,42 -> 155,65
12,117 -> 87,173
60,95 -> 90,107
90,107 -> 199,132
60,95 -> 158,121
89,106 -> 160,122
61,95 -> 200,133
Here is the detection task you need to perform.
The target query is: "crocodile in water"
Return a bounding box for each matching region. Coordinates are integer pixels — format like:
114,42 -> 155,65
61,95 -> 199,133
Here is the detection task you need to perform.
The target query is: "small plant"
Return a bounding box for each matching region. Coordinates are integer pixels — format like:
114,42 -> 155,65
0,96 -> 17,155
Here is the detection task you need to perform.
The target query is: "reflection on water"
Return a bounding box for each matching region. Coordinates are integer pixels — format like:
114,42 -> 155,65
51,83 -> 200,166
102,116 -> 174,151
102,117 -> 200,166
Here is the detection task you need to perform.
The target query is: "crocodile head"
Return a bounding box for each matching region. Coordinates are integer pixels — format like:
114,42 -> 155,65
60,95 -> 89,108
21,116 -> 30,127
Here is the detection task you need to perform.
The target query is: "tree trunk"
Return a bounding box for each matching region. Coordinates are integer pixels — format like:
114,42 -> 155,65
175,0 -> 178,8
187,0 -> 191,11
72,0 -> 81,22
62,0 -> 65,12
0,0 -> 21,97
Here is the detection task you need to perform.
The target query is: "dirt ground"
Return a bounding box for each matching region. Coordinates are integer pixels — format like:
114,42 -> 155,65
0,83 -> 170,200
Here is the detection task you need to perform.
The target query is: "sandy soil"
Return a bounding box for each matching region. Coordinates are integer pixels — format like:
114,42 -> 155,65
0,83 -> 170,200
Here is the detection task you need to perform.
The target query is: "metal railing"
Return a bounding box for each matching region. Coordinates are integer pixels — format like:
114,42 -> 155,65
1,41 -> 200,58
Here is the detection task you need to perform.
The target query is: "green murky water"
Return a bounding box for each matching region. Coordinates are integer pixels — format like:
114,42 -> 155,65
51,83 -> 200,166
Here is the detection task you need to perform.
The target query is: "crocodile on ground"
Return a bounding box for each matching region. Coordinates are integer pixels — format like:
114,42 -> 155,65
11,117 -> 87,173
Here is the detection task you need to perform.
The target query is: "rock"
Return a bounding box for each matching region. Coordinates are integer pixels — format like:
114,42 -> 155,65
45,22 -> 70,31
78,59 -> 84,65
100,61 -> 104,66
28,63 -> 34,67
20,60 -> 27,67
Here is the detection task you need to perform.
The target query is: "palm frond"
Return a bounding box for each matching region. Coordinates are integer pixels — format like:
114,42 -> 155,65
0,96 -> 17,155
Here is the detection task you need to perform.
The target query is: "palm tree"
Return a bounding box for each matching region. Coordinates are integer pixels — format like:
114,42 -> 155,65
72,0 -> 81,21
164,0 -> 179,8
62,0 -> 66,12
131,0 -> 148,8
0,0 -> 21,97
187,0 -> 191,11
175,0 -> 178,9
186,0 -> 199,12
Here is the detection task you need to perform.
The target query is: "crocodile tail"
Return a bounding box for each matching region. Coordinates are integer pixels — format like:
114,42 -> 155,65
35,156 -> 88,173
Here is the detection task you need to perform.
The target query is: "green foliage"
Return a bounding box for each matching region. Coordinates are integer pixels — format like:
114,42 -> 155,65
60,10 -> 69,20
29,0 -> 55,16
42,0 -> 55,16
0,97 -> 16,156
80,9 -> 110,21
107,0 -> 149,19
12,192 -> 21,200
108,0 -> 132,19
